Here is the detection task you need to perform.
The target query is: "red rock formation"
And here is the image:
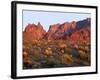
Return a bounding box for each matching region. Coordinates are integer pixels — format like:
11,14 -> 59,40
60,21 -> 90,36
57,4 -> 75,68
45,21 -> 77,40
71,21 -> 77,29
23,18 -> 90,42
45,23 -> 60,40
67,27 -> 90,44
23,22 -> 46,42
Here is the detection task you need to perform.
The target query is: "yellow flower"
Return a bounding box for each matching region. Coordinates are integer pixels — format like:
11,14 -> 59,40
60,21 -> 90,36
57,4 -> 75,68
63,54 -> 73,63
23,51 -> 28,58
59,44 -> 67,49
48,47 -> 52,50
45,48 -> 53,55
61,50 -> 64,53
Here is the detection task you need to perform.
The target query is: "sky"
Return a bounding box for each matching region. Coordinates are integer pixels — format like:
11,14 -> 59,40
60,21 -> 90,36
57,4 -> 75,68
23,10 -> 90,32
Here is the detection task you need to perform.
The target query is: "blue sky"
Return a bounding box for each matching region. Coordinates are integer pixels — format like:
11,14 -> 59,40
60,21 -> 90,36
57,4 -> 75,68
23,10 -> 90,31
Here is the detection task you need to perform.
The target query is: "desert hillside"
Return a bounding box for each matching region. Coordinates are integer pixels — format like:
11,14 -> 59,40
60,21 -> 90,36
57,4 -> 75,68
23,18 -> 91,69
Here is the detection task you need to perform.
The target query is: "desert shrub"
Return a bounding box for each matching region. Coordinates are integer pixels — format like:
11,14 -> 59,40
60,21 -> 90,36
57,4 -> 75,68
78,50 -> 90,62
23,39 -> 90,69
68,48 -> 80,58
